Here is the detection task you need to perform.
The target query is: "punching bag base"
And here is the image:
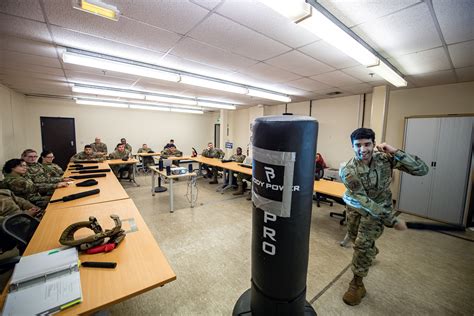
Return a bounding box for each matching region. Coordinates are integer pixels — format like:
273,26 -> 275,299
154,186 -> 167,193
233,289 -> 317,316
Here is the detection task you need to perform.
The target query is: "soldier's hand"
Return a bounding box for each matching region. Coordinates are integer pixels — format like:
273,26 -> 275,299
26,207 -> 40,216
394,219 -> 407,231
63,177 -> 73,182
56,182 -> 69,188
376,143 -> 398,154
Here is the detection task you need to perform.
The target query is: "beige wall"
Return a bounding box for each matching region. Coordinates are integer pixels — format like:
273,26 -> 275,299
0,84 -> 27,170
24,97 -> 216,156
386,81 -> 474,198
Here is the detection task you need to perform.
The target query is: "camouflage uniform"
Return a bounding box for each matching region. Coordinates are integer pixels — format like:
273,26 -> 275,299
71,151 -> 104,162
340,150 -> 428,277
109,149 -> 132,177
42,162 -> 64,178
160,148 -> 183,159
91,142 -> 108,154
201,148 -> 225,181
225,154 -> 246,186
124,143 -> 132,153
2,174 -> 51,208
25,162 -> 60,193
138,147 -> 155,169
0,189 -> 35,220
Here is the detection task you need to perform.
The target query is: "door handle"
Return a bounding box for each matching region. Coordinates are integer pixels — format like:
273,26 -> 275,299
71,140 -> 74,146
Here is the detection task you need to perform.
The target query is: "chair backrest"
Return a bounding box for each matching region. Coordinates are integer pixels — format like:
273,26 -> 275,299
315,162 -> 324,180
2,214 -> 40,254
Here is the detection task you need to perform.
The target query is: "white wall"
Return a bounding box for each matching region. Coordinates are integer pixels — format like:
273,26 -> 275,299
0,84 -> 27,170
24,97 -> 216,156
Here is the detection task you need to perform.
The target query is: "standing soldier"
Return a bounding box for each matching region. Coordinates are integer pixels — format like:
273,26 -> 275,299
201,142 -> 224,184
340,128 -> 428,306
91,137 -> 108,156
71,145 -> 104,162
120,138 -> 132,153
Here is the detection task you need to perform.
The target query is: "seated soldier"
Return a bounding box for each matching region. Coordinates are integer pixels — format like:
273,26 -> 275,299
120,138 -> 132,152
201,142 -> 225,184
39,150 -> 64,178
223,147 -> 246,188
164,139 -> 176,149
71,145 -> 105,162
233,156 -> 252,198
2,159 -> 68,208
0,189 -> 43,223
138,144 -> 155,171
109,143 -> 132,179
90,137 -> 108,156
161,146 -> 183,166
21,149 -> 71,190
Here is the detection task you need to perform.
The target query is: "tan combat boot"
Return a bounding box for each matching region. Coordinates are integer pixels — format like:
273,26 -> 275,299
233,184 -> 244,195
342,275 -> 366,306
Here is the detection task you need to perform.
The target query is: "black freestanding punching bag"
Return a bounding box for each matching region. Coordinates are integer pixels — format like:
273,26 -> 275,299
233,115 -> 318,316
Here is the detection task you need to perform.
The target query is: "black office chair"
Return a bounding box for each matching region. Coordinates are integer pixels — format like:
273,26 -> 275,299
0,213 -> 40,272
314,162 -> 333,207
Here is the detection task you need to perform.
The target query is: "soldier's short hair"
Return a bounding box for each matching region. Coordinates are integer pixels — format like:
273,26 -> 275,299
84,145 -> 92,149
3,159 -> 24,174
21,149 -> 37,158
350,128 -> 375,144
117,143 -> 124,148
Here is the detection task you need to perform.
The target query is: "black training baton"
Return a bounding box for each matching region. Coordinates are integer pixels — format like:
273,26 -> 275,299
233,115 -> 318,316
50,188 -> 100,203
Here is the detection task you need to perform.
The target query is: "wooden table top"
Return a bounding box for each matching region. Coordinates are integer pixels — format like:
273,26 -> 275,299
314,179 -> 345,198
24,199 -> 176,315
46,163 -> 129,211
135,152 -> 161,157
107,158 -> 139,165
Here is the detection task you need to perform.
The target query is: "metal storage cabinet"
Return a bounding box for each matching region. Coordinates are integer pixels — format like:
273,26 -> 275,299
398,116 -> 474,225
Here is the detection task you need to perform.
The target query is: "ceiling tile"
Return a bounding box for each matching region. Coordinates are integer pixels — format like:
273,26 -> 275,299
285,78 -> 334,92
390,47 -> 451,75
318,0 -> 421,27
455,66 -> 474,83
114,0 -> 209,35
0,36 -> 58,58
44,1 -> 181,53
448,41 -> 474,68
0,13 -> 52,42
311,70 -> 362,86
1,51 -> 61,68
170,37 -> 257,72
0,63 -> 64,76
0,69 -> 65,82
238,62 -> 301,84
433,0 -> 474,44
265,50 -> 334,76
338,83 -> 373,94
341,65 -> 388,83
0,0 -> 45,22
299,41 -> 359,69
216,0 -> 319,48
189,0 -> 223,10
352,4 -> 442,57
406,69 -> 457,87
188,13 -> 290,60
50,27 -> 166,66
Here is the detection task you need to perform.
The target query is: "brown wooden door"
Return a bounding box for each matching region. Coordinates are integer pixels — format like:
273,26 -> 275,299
40,117 -> 76,170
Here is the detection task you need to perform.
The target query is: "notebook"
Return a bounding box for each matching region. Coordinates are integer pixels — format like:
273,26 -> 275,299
3,247 -> 82,315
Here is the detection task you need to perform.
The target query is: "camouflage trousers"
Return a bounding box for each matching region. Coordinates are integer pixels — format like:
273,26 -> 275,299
347,207 -> 384,277
236,173 -> 251,186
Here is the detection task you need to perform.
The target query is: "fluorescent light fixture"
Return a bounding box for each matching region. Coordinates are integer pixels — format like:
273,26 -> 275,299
129,104 -> 170,112
72,85 -> 145,99
75,98 -> 128,108
73,0 -> 120,21
145,95 -> 197,106
247,89 -> 291,103
171,108 -> 204,114
197,101 -> 236,110
180,75 -> 248,95
297,14 -> 379,66
368,62 -> 407,87
258,0 -> 311,22
63,51 -> 180,82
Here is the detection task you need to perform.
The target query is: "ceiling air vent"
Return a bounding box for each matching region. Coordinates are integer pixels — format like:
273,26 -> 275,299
326,91 -> 342,96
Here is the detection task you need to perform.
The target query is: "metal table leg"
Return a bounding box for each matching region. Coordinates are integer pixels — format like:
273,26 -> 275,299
169,178 -> 174,213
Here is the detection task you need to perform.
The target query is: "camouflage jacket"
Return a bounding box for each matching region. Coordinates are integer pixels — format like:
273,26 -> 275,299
160,148 -> 183,158
229,154 -> 246,163
0,189 -> 35,219
25,162 -> 61,191
109,149 -> 131,160
124,144 -> 132,152
71,151 -> 104,162
202,148 -> 224,159
91,142 -> 108,154
138,148 -> 153,154
42,163 -> 64,178
2,173 -> 50,204
340,150 -> 428,224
